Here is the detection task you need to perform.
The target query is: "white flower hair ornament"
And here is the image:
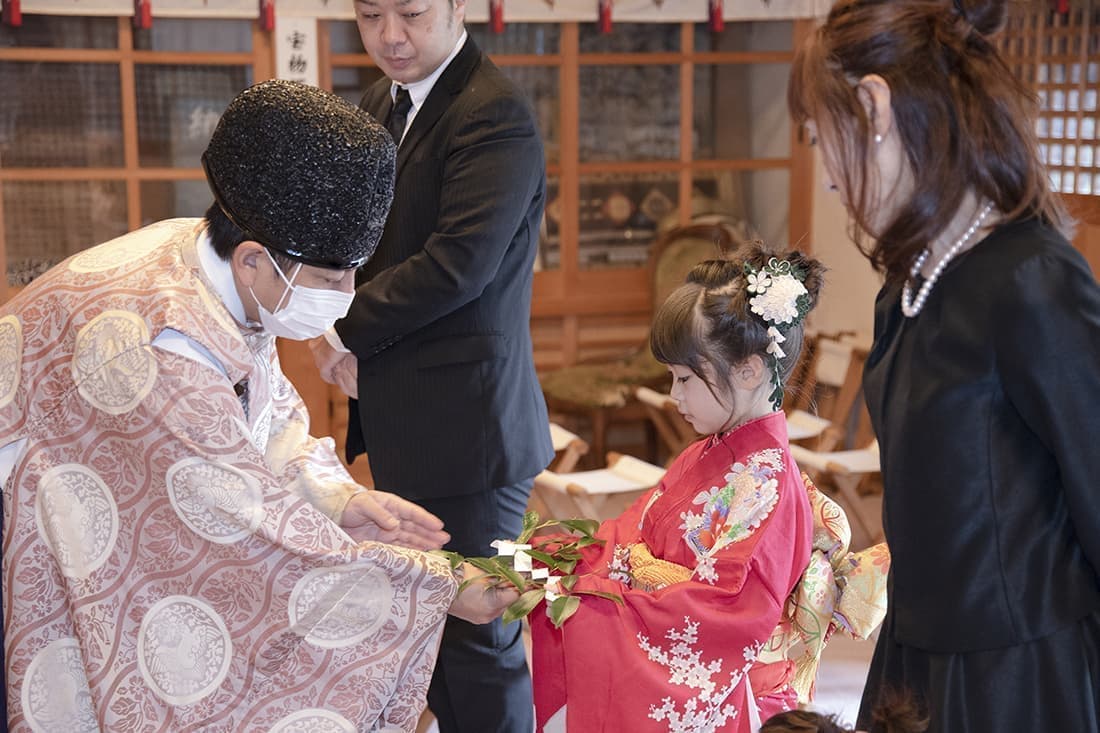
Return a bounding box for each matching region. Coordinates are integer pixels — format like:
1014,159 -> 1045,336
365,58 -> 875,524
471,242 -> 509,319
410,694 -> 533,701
744,257 -> 812,409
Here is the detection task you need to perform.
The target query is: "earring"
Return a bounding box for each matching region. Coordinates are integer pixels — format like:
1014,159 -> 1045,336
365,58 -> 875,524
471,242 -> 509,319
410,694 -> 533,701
874,133 -> 883,144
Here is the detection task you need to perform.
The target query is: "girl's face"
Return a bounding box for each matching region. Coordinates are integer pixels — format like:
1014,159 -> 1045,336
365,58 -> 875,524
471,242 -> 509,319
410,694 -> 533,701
668,362 -> 735,436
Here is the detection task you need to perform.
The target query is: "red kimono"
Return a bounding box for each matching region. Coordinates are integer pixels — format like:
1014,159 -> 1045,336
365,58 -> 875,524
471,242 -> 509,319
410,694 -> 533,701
532,411 -> 813,732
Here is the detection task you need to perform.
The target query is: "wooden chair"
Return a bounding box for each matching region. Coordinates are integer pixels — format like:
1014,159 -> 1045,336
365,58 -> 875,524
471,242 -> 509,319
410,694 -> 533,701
530,452 -> 666,522
790,440 -> 883,550
633,385 -> 699,465
548,421 -> 589,473
539,222 -> 745,464
527,422 -> 592,520
785,334 -> 872,452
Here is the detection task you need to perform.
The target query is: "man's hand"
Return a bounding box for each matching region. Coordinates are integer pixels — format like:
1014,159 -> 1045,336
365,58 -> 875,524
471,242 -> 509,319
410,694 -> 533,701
448,562 -> 521,625
330,353 -> 358,399
309,335 -> 345,382
309,337 -> 359,399
340,490 -> 450,550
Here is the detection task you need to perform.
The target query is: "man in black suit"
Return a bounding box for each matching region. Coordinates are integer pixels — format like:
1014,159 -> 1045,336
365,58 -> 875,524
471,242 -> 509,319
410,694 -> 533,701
311,0 -> 553,730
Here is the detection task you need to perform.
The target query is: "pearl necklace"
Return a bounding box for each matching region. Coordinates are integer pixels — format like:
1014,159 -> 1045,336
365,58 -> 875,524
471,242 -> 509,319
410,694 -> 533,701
900,202 -> 994,318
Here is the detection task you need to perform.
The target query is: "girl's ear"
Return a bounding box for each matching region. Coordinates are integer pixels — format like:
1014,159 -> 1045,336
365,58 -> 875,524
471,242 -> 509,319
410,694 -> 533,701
731,354 -> 768,391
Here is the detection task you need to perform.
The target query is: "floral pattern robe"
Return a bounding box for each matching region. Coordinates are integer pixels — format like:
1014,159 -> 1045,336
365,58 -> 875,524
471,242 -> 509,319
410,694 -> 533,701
0,220 -> 457,732
531,411 -> 813,733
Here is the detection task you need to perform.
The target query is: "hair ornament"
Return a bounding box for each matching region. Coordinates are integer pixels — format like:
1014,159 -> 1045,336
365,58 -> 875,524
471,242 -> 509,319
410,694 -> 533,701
766,326 -> 787,359
743,256 -> 813,409
747,257 -> 811,326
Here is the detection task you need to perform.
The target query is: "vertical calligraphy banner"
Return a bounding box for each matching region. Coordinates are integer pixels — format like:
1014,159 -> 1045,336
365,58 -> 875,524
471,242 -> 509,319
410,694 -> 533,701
274,14 -> 319,87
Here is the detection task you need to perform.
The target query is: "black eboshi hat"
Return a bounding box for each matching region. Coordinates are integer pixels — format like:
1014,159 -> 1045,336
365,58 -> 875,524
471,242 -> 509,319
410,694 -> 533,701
202,79 -> 395,270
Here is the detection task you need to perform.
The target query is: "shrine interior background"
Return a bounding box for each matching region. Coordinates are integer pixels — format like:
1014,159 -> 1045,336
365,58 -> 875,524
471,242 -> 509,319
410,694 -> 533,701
1,0 -> 1097,479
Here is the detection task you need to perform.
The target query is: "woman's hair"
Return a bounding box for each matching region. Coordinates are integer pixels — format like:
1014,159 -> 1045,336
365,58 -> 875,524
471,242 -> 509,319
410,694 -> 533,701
205,202 -> 297,271
649,243 -> 825,405
788,0 -> 1069,284
760,691 -> 929,733
760,710 -> 851,733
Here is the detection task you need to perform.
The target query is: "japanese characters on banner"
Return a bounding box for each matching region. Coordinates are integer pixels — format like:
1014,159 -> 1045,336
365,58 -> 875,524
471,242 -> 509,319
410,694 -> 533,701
275,15 -> 319,88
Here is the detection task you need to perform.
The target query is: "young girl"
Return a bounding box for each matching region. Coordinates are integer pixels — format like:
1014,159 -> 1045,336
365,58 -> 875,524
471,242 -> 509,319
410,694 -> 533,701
531,245 -> 826,732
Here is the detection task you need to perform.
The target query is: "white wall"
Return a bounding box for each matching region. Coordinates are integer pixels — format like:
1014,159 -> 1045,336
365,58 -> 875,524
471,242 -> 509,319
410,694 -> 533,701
806,152 -> 881,344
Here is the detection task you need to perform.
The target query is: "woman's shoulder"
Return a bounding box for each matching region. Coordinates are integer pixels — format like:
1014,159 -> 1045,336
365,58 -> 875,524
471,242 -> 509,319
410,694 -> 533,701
972,218 -> 1080,272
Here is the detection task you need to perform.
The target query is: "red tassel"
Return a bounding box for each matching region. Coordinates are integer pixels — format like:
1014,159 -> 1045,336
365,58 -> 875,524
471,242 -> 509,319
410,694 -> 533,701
2,0 -> 22,27
709,0 -> 724,32
598,0 -> 612,34
490,0 -> 504,33
133,0 -> 151,29
259,0 -> 275,31
1053,0 -> 1069,12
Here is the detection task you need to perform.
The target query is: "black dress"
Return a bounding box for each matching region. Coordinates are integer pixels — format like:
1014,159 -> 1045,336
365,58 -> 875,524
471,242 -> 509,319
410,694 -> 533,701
856,219 -> 1100,732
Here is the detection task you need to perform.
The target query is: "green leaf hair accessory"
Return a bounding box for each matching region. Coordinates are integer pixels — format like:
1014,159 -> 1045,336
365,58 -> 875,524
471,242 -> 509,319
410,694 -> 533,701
743,256 -> 812,410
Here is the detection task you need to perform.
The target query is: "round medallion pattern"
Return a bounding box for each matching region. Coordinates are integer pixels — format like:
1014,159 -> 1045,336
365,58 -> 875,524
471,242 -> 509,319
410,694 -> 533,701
21,637 -> 99,733
166,457 -> 264,543
137,595 -> 232,705
288,564 -> 393,649
72,310 -> 156,415
35,463 -> 119,579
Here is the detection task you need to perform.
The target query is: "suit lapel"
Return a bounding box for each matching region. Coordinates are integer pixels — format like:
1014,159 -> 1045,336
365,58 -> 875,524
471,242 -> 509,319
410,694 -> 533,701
396,37 -> 483,170
360,83 -> 392,125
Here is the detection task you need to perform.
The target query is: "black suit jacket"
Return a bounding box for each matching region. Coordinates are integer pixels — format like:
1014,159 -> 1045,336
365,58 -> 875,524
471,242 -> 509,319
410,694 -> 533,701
336,37 -> 553,501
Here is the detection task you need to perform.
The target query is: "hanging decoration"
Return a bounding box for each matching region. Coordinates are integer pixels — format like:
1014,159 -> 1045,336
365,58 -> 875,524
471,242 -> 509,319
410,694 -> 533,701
1,0 -> 21,27
1050,0 -> 1069,13
490,0 -> 504,33
597,0 -> 612,34
709,0 -> 724,31
259,0 -> 275,31
133,0 -> 151,29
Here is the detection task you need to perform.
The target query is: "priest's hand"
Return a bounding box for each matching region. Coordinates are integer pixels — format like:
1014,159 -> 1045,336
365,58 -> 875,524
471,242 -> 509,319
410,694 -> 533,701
448,563 -> 521,625
341,490 -> 450,550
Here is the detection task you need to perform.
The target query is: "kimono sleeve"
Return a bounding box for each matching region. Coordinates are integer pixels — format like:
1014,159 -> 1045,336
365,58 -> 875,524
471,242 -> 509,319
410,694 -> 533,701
144,349 -> 460,727
263,342 -> 365,521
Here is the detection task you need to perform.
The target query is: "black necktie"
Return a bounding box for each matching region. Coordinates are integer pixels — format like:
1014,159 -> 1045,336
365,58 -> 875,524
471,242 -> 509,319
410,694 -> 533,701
386,86 -> 412,145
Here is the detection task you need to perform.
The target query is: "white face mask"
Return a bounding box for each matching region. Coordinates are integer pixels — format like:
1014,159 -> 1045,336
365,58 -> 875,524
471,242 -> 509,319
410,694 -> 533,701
249,249 -> 354,340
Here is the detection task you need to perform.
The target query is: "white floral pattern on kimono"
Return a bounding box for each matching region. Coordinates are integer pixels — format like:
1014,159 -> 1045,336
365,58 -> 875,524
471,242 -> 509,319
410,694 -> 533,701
680,448 -> 783,583
639,615 -> 767,733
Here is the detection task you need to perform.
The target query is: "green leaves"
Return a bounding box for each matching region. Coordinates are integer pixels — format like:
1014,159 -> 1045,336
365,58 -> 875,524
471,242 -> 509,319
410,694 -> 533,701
517,510 -> 542,544
432,510 -> 622,629
465,556 -> 527,593
554,518 -> 600,537
548,595 -> 581,627
503,588 -> 546,625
